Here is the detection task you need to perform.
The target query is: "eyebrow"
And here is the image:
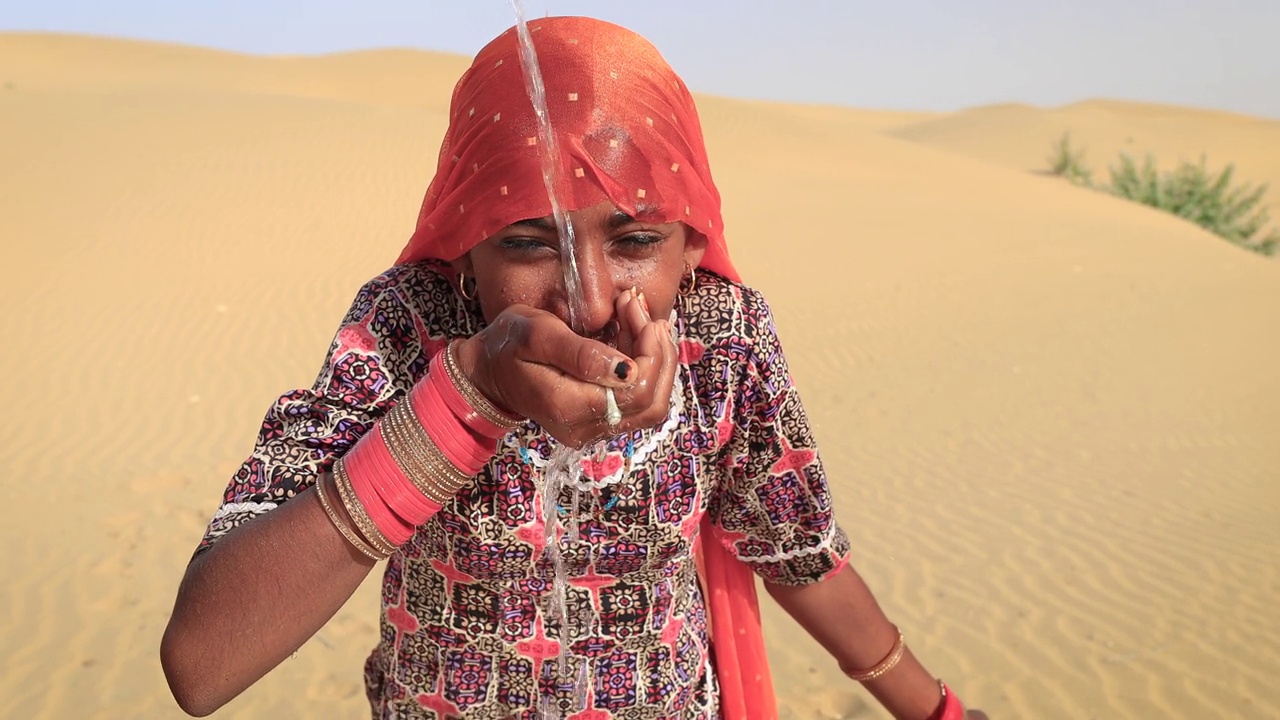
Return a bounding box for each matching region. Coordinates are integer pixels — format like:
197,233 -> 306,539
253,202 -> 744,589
507,210 -> 639,232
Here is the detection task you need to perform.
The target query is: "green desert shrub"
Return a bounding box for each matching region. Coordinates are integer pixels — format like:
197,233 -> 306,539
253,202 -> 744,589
1046,133 -> 1094,187
1107,153 -> 1278,256
1046,133 -> 1279,257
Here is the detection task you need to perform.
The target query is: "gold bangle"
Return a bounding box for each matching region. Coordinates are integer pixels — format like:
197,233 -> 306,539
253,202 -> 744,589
381,401 -> 471,504
844,626 -> 907,682
314,473 -> 387,561
443,340 -> 522,430
379,407 -> 456,502
331,458 -> 398,557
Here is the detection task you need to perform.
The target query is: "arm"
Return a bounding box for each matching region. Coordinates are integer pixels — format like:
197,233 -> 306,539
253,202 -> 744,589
162,275 -> 667,716
161,270 -> 430,715
766,565 -> 948,720
712,288 -> 975,719
161,474 -> 375,716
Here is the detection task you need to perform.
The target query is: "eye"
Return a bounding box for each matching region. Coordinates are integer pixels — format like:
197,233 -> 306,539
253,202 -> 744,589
497,236 -> 555,253
616,232 -> 664,249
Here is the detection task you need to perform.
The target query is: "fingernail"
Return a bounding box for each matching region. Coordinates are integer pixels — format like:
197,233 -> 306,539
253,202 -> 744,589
614,361 -> 630,380
638,292 -> 650,316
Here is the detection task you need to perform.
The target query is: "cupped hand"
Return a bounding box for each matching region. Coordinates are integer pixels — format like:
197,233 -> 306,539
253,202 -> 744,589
455,289 -> 677,447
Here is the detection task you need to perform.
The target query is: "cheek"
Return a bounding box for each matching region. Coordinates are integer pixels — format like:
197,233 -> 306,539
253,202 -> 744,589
626,264 -> 684,321
645,289 -> 680,322
476,267 -> 561,320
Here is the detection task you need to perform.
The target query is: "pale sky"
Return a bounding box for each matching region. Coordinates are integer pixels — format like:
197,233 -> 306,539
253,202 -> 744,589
6,0 -> 1279,118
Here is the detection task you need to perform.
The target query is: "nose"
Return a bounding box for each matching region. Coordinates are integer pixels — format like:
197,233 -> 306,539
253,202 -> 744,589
569,242 -> 618,338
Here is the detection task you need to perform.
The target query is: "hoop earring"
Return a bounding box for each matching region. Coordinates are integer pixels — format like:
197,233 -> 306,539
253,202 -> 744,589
457,273 -> 477,301
680,262 -> 697,296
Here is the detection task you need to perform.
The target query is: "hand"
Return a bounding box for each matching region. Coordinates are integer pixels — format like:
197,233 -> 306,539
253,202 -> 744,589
455,289 -> 677,447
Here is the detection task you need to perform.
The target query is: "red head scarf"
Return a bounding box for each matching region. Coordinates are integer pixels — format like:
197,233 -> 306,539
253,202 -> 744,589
395,15 -> 738,284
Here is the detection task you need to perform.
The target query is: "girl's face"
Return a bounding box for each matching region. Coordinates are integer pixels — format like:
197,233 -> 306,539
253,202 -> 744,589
452,200 -> 707,345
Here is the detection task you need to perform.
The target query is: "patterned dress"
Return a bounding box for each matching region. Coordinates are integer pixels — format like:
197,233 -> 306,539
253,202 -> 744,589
197,262 -> 851,719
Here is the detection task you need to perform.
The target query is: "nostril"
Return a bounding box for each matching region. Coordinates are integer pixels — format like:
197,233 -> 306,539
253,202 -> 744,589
594,320 -> 620,347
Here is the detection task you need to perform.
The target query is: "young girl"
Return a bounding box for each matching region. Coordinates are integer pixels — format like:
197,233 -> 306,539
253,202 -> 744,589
162,16 -> 982,720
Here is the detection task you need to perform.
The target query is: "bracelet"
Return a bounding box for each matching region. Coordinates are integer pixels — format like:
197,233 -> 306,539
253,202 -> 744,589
415,375 -> 495,470
929,681 -> 966,720
843,626 -> 906,682
383,400 -> 474,504
442,340 -> 523,433
314,473 -> 388,561
374,420 -> 444,521
328,340 -> 510,550
333,456 -> 402,554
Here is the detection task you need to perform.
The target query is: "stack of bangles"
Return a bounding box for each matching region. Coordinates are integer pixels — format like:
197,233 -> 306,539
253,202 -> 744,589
843,626 -> 967,720
313,341 -> 523,561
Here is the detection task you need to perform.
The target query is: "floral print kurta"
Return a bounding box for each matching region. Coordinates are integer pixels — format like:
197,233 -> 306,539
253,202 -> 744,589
197,262 -> 850,719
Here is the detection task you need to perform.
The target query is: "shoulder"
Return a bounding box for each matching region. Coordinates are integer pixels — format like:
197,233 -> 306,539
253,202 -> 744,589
677,271 -> 787,418
344,261 -> 479,336
680,270 -> 778,354
358,260 -> 456,303
317,261 -> 473,388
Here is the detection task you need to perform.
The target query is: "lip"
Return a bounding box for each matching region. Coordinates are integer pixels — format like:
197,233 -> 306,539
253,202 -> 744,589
587,319 -> 620,348
593,317 -> 619,345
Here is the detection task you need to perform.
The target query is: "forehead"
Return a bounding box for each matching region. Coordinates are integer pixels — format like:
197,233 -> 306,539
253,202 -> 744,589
507,202 -> 669,230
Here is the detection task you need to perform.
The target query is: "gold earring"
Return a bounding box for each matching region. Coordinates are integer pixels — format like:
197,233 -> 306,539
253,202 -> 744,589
458,273 -> 477,301
681,262 -> 697,296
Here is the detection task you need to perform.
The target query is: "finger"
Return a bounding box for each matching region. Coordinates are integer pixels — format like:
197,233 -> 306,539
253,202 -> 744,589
619,287 -> 651,348
645,320 -> 679,420
518,360 -> 618,437
615,288 -> 639,358
551,316 -> 674,438
549,383 -> 620,446
615,319 -> 677,425
541,370 -> 604,431
629,302 -> 671,368
518,311 -> 637,386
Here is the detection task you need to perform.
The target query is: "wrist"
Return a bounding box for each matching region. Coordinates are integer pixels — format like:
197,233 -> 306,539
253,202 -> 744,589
927,682 -> 965,720
411,365 -> 500,472
844,633 -> 952,720
449,337 -> 522,427
454,335 -> 483,386
455,337 -> 498,409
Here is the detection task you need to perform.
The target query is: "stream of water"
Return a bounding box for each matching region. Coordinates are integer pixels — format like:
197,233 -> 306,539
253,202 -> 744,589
509,1 -> 588,333
508,3 -> 595,715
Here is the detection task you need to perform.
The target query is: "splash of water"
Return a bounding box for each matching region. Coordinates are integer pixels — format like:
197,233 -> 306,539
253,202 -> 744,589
538,443 -> 588,718
509,0 -> 589,333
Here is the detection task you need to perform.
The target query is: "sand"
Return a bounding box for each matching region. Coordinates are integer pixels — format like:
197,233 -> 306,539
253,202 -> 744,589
1,32 -> 1277,720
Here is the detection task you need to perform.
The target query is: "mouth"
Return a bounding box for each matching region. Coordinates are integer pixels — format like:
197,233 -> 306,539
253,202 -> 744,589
586,319 -> 620,348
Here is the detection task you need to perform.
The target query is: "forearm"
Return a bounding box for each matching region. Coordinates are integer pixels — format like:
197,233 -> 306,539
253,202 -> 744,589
160,473 -> 375,717
766,563 -> 944,720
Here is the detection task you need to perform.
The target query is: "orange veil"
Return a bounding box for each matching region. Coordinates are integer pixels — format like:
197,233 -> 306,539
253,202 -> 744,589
396,16 -> 772,719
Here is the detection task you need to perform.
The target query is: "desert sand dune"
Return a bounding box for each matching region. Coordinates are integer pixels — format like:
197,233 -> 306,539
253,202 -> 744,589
887,99 -> 1280,196
1,34 -> 1277,719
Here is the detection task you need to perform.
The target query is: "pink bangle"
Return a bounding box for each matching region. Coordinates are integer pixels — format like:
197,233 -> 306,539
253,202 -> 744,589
429,348 -> 517,439
928,682 -> 966,720
345,437 -> 416,546
364,428 -> 440,524
337,344 -> 509,549
413,375 -> 495,472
